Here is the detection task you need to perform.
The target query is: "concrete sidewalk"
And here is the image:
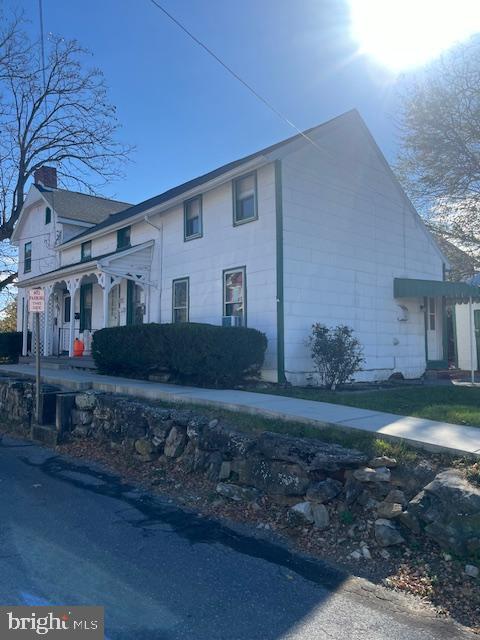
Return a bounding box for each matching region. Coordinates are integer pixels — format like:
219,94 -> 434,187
1,363 -> 480,457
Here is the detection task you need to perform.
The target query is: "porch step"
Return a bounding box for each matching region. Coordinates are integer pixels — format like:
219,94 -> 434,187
425,368 -> 479,381
30,423 -> 58,447
19,356 -> 97,371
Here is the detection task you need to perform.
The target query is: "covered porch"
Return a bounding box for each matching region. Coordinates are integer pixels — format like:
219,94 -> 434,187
19,241 -> 154,357
394,277 -> 480,380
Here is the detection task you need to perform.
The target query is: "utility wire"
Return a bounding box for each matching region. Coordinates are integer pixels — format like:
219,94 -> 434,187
148,0 -> 325,154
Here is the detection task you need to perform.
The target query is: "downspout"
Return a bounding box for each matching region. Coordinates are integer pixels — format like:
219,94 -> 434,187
274,160 -> 286,384
469,296 -> 475,385
144,215 -> 163,323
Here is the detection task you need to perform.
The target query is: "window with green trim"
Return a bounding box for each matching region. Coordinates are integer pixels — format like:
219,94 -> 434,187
45,207 -> 51,224
172,278 -> 189,323
24,242 -> 32,273
223,267 -> 246,325
184,196 -> 202,240
81,241 -> 92,262
117,226 -> 131,250
233,173 -> 257,224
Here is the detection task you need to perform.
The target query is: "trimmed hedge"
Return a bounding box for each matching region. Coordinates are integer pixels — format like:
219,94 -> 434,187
0,331 -> 23,363
92,322 -> 267,387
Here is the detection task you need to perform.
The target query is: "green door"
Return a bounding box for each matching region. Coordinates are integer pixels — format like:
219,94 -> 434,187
474,310 -> 480,370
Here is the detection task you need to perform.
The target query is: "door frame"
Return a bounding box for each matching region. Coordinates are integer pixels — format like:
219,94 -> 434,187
424,295 -> 448,369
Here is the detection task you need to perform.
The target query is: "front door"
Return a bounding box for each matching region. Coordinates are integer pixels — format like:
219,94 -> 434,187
474,310 -> 480,370
126,281 -> 144,326
426,297 -> 443,361
60,293 -> 71,354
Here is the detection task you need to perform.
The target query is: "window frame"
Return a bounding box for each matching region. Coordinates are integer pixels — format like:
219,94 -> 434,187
184,195 -> 203,241
223,266 -> 247,326
79,283 -> 93,332
117,226 -> 131,250
81,241 -> 92,262
45,207 -> 51,225
24,241 -> 32,273
172,277 -> 190,323
233,171 -> 258,226
63,295 -> 71,324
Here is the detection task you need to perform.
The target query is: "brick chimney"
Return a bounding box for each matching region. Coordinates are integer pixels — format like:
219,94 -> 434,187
34,166 -> 57,189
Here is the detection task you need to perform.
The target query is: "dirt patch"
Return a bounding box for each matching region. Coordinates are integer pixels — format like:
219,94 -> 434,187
56,437 -> 480,634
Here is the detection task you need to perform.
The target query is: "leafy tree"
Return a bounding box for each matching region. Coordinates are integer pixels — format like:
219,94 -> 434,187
0,299 -> 16,332
308,324 -> 364,390
0,12 -> 131,291
396,37 -> 480,271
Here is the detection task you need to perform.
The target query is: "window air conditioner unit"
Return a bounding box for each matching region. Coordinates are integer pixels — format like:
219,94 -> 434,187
222,315 -> 243,327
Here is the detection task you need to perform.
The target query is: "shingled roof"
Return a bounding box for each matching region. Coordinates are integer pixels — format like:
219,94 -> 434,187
37,184 -> 131,225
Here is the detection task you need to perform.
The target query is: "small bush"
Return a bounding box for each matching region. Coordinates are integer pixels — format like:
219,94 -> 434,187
92,322 -> 267,387
309,323 -> 364,390
0,331 -> 23,363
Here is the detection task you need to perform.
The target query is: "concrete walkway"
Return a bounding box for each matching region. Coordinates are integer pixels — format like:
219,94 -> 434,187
1,363 -> 480,457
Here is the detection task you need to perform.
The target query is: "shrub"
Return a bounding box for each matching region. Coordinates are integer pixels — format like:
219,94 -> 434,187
92,322 -> 267,387
165,322 -> 267,387
92,324 -> 169,376
0,331 -> 23,363
308,323 -> 364,390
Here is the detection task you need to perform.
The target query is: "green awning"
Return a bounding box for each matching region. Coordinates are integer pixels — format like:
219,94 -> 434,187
394,278 -> 480,303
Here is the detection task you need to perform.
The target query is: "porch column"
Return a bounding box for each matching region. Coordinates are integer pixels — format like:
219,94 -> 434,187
22,290 -> 29,356
66,278 -> 80,357
99,273 -> 110,329
43,285 -> 53,356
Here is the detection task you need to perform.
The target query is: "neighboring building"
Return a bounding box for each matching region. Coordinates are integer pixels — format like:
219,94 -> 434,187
13,110 -> 480,384
453,273 -> 480,372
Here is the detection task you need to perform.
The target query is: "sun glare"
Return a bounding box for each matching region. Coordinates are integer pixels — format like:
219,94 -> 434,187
349,0 -> 480,71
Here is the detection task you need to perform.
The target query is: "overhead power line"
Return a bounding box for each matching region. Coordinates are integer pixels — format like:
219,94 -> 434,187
148,0 -> 324,153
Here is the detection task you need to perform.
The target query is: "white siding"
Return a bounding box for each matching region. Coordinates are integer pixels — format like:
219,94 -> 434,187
281,118 -> 444,383
58,163 -> 279,379
455,302 -> 478,371
16,200 -> 58,283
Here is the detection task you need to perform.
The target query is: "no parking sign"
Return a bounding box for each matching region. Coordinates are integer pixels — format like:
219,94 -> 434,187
29,289 -> 45,313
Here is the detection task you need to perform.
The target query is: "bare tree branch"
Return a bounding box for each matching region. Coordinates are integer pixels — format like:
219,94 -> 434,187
0,14 -> 133,291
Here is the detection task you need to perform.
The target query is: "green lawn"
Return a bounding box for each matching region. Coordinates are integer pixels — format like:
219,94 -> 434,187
251,385 -> 480,428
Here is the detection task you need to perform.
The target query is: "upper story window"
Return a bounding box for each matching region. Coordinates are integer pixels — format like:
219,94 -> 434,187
184,196 -> 202,240
117,226 -> 131,250
81,241 -> 92,262
24,241 -> 32,273
233,172 -> 257,225
45,207 -> 51,225
172,278 -> 189,323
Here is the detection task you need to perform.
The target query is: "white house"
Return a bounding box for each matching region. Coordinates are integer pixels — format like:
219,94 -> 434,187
14,110 -> 479,384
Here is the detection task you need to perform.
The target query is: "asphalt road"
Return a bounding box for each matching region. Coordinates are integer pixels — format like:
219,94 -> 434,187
0,434 -> 475,640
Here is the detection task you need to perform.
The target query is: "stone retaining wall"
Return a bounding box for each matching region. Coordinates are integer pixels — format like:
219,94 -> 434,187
0,376 -> 479,559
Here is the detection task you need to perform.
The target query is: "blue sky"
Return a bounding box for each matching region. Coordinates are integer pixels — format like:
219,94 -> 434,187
7,0 -> 402,205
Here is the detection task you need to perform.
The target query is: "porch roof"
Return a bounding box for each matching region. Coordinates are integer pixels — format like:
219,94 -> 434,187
393,277 -> 480,303
17,241 -> 154,288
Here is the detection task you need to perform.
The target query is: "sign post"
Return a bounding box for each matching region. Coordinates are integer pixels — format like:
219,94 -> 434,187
29,289 -> 45,423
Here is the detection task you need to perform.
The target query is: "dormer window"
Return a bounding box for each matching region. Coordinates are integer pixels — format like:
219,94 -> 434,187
45,207 -> 51,225
81,241 -> 92,262
117,226 -> 131,250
